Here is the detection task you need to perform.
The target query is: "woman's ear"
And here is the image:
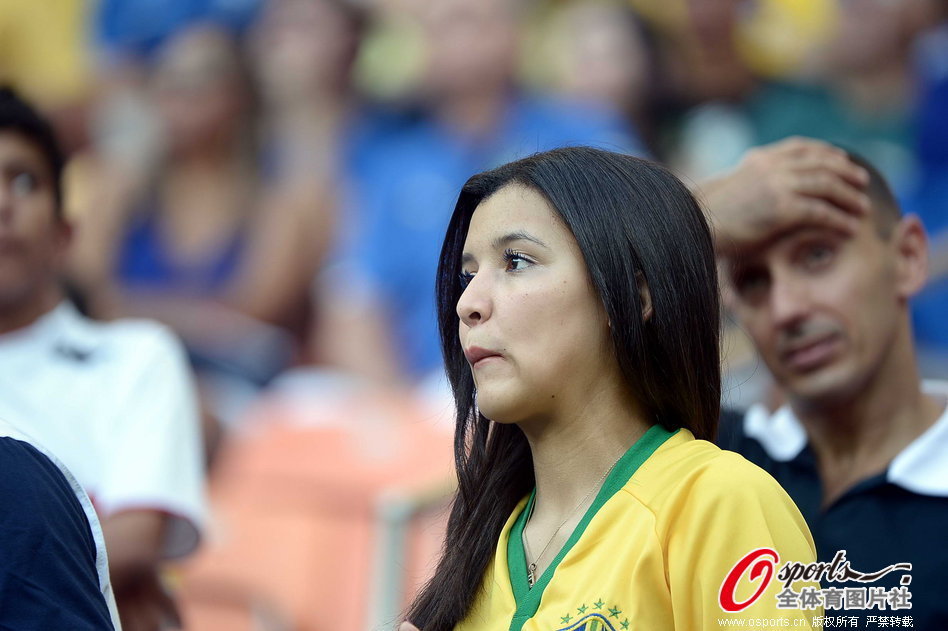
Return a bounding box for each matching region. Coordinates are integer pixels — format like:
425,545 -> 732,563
636,272 -> 653,322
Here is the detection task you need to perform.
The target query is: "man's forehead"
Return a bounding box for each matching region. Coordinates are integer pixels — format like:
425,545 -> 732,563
728,225 -> 853,265
0,131 -> 47,162
773,225 -> 850,248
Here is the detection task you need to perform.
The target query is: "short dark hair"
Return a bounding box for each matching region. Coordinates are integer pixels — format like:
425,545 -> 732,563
0,87 -> 66,216
408,147 -> 722,630
845,151 -> 901,237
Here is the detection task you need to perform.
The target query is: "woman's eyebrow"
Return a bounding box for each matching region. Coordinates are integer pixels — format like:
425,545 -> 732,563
491,231 -> 549,250
461,231 -> 550,265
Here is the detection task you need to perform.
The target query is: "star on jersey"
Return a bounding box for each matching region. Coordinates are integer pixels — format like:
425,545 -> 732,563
555,600 -> 623,631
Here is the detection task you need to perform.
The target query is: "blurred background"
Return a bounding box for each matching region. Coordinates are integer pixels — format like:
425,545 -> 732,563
1,0 -> 946,628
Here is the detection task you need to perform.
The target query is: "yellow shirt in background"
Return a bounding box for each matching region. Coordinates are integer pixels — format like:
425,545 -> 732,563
0,0 -> 92,108
456,425 -> 820,631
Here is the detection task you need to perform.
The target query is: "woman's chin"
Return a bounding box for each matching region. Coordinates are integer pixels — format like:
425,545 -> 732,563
477,395 -> 530,425
475,392 -> 527,425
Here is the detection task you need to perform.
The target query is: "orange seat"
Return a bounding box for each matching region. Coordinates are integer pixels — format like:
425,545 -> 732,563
177,389 -> 455,631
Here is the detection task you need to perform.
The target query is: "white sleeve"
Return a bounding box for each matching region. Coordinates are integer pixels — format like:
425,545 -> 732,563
96,325 -> 207,559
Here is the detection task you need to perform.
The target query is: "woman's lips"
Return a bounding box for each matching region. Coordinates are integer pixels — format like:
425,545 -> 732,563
472,355 -> 503,368
464,346 -> 504,367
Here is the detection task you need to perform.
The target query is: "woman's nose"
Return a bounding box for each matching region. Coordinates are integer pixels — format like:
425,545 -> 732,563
456,273 -> 492,327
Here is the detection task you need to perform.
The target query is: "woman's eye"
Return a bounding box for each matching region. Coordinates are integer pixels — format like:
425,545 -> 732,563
459,272 -> 474,289
11,172 -> 37,196
503,249 -> 532,272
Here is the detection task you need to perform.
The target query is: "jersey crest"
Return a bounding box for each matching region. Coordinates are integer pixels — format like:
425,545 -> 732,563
556,613 -> 619,631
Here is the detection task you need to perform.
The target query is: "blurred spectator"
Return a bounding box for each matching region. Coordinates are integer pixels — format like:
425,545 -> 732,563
675,0 -> 757,103
70,22 -> 341,425
538,0 -> 661,153
626,0 -> 766,168
0,87 -> 205,631
313,0 -> 645,386
85,0 -> 262,206
245,0 -> 370,351
251,0 -> 366,155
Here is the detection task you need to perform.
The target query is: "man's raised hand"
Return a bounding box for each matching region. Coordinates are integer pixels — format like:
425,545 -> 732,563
700,137 -> 871,254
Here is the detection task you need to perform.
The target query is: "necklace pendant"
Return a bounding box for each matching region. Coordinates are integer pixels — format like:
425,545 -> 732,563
527,563 -> 537,587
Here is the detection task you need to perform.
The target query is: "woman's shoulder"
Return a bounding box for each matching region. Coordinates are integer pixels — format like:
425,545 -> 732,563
623,428 -> 799,513
621,428 -> 815,563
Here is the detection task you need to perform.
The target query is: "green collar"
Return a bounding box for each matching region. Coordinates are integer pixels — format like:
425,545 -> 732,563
505,424 -> 677,631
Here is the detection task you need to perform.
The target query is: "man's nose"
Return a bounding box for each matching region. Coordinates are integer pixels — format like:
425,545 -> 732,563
456,272 -> 492,328
0,183 -> 13,225
769,273 -> 811,330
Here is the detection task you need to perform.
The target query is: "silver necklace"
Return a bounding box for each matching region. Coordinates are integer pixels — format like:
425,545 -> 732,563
522,455 -> 623,588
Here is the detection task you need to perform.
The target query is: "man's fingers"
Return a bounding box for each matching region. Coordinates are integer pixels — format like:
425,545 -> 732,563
795,198 -> 862,235
763,138 -> 870,189
769,136 -> 843,159
792,171 -> 870,217
791,152 -> 870,190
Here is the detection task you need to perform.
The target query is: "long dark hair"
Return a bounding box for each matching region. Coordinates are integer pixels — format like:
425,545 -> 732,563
406,147 -> 720,630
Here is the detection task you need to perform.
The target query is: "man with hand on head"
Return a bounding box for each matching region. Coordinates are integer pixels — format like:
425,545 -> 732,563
705,137 -> 948,628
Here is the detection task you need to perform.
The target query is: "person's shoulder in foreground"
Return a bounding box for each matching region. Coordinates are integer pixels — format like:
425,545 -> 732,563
456,428 -> 820,631
0,419 -> 119,629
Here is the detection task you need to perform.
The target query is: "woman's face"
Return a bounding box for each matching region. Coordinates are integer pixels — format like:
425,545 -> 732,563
153,26 -> 245,153
457,184 -> 617,425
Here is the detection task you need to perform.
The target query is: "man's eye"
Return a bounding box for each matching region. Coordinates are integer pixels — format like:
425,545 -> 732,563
802,244 -> 835,269
733,269 -> 769,299
459,272 -> 474,289
11,172 -> 38,196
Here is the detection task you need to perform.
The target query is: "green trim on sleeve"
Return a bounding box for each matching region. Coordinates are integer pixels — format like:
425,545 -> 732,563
505,424 -> 678,631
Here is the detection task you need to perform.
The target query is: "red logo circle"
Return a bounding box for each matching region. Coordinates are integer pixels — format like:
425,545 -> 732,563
719,548 -> 779,612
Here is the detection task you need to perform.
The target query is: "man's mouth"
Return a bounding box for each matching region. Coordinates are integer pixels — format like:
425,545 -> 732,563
780,334 -> 842,372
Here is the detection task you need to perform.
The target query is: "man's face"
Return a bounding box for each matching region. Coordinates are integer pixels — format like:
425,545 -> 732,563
0,131 -> 68,308
725,217 -> 909,407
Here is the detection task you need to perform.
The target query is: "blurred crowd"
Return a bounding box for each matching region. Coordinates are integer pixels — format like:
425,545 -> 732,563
1,0 -> 946,628
3,0 -> 946,418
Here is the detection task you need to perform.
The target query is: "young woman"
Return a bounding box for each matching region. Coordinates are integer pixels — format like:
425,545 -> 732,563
402,147 -> 818,630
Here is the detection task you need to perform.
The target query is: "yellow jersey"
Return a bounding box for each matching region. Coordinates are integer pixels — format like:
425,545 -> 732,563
455,425 -> 820,631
